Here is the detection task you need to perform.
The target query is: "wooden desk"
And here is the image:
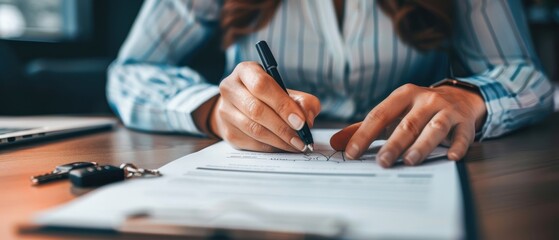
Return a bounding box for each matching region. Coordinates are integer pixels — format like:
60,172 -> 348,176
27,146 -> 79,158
1,113 -> 558,240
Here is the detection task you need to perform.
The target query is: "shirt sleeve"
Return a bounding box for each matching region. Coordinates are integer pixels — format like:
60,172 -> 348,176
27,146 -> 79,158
107,0 -> 221,136
451,0 -> 555,139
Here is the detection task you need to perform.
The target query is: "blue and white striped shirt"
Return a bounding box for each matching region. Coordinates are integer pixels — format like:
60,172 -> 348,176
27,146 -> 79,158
108,0 -> 554,139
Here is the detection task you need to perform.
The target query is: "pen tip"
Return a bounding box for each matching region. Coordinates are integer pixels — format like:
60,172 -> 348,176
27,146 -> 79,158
307,144 -> 314,152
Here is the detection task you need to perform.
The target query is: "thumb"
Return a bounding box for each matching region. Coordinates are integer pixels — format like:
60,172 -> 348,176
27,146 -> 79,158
330,122 -> 361,151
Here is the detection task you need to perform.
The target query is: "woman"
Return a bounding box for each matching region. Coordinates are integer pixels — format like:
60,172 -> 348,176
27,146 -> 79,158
108,0 -> 553,168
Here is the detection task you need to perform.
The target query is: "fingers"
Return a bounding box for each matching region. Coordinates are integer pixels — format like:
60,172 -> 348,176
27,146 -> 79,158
400,111 -> 455,167
218,100 -> 299,152
344,84 -> 414,160
221,78 -> 306,151
333,84 -> 481,168
288,89 -> 321,128
221,123 -> 279,152
219,62 -> 320,152
236,62 -> 309,131
447,123 -> 475,161
377,106 -> 436,167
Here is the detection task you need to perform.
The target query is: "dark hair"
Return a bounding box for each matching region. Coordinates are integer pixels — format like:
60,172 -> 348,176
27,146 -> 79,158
220,0 -> 453,51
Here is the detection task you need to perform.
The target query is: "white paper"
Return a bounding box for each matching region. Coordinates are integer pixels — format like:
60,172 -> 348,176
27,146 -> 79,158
35,129 -> 463,239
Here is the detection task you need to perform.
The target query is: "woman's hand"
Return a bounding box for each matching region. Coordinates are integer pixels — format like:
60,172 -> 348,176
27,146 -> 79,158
330,83 -> 486,168
209,61 -> 320,152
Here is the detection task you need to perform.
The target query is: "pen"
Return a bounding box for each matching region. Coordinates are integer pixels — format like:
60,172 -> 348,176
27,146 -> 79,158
255,40 -> 314,152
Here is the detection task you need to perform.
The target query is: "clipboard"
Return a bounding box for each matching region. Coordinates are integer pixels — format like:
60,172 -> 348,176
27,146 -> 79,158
21,161 -> 478,240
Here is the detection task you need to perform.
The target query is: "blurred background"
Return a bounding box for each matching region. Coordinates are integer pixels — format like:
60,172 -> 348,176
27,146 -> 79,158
0,0 -> 557,116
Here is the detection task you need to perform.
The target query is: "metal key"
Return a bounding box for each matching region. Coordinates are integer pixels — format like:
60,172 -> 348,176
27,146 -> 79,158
31,161 -> 98,185
69,163 -> 161,188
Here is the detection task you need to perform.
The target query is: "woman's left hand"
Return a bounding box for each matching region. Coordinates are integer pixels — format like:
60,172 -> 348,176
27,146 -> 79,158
330,83 -> 487,168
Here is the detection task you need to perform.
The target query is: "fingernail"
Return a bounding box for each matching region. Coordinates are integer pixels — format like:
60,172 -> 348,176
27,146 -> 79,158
404,150 -> 421,165
345,143 -> 360,160
288,114 -> 304,130
378,151 -> 394,167
290,137 -> 306,152
448,152 -> 460,161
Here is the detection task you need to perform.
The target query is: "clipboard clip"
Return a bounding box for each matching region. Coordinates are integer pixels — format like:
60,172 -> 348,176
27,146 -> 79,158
120,201 -> 348,240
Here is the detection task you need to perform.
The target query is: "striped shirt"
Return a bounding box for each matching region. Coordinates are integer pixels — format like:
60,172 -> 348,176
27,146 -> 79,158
108,0 -> 554,139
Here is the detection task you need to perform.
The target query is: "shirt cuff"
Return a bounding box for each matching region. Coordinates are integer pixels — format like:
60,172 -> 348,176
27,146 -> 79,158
454,75 -> 510,140
165,83 -> 220,136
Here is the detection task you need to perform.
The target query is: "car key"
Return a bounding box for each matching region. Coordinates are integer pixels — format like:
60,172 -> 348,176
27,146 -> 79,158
69,163 -> 161,188
31,161 -> 98,185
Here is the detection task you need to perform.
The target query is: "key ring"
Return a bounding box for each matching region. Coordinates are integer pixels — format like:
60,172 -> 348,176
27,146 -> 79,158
120,163 -> 161,178
121,163 -> 140,178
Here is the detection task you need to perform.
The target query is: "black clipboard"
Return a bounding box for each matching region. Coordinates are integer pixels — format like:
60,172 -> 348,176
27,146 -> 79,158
457,160 -> 479,240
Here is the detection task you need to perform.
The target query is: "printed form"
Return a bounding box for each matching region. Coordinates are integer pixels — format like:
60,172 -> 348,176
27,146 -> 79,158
35,129 -> 463,239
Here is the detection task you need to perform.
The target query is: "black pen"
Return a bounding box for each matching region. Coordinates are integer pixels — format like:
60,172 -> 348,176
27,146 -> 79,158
255,40 -> 314,152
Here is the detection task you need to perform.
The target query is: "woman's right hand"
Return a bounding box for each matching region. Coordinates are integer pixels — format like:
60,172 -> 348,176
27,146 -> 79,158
209,61 -> 320,152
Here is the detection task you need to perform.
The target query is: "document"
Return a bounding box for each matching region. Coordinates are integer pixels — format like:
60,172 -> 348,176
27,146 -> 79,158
35,129 -> 463,239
